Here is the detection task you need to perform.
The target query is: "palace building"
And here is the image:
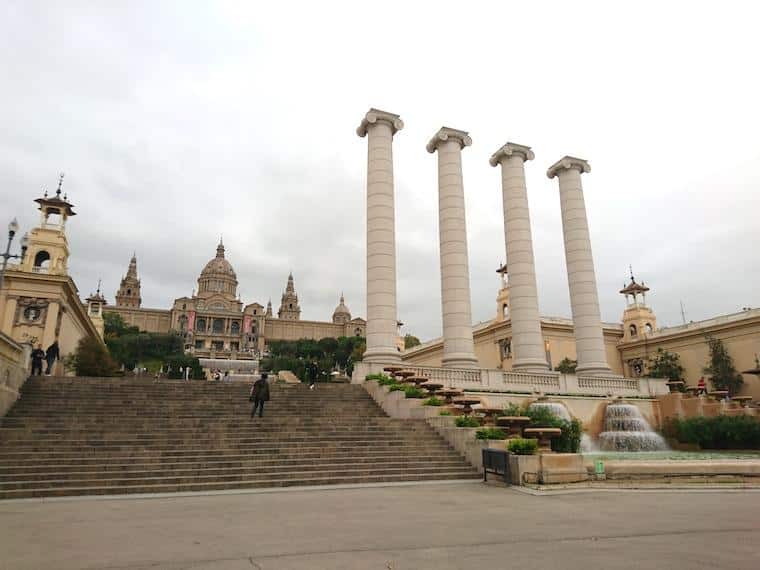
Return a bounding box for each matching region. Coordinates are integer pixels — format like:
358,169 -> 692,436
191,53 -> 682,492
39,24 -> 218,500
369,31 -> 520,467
104,241 -> 366,360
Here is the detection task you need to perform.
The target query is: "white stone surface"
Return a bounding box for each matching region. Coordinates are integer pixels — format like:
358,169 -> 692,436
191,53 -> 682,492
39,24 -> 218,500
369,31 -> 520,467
547,156 -> 612,376
489,143 -> 550,372
357,109 -> 404,363
427,127 -> 478,369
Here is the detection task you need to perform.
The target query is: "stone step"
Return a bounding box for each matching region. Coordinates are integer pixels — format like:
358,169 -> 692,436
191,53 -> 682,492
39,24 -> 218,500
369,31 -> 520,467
0,471 -> 481,499
0,377 -> 476,498
0,461 -> 474,484
0,449 -> 459,467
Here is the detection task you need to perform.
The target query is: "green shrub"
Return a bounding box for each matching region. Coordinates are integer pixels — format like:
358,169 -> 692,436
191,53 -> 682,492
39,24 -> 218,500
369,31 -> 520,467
65,336 -> 118,377
402,386 -> 426,399
423,396 -> 444,406
524,406 -> 583,453
455,416 -> 481,428
666,415 -> 760,449
476,427 -> 507,440
377,377 -> 398,386
439,410 -> 452,416
508,438 -> 538,455
389,384 -> 404,392
366,373 -> 393,383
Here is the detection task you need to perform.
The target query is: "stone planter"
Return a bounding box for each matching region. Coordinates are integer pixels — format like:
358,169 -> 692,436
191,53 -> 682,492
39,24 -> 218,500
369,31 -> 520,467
508,454 -> 540,485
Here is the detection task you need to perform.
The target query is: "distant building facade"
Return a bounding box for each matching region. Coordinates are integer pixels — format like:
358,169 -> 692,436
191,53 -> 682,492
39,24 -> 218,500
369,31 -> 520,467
402,267 -> 760,400
105,241 -> 366,360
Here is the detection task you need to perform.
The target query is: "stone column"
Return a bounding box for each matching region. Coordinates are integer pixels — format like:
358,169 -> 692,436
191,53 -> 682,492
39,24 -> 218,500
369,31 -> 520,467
357,109 -> 403,364
489,143 -> 549,372
426,127 -> 478,369
547,156 -> 611,376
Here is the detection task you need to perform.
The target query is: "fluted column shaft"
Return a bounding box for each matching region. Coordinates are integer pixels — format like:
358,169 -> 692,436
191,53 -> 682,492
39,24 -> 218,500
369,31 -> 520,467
357,109 -> 403,363
547,157 -> 611,376
427,128 -> 478,368
490,144 -> 549,371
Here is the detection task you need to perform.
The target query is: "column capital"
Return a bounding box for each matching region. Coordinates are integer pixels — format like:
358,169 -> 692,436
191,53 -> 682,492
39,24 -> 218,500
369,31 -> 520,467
489,142 -> 534,167
356,108 -> 404,137
426,127 -> 472,154
546,156 -> 591,179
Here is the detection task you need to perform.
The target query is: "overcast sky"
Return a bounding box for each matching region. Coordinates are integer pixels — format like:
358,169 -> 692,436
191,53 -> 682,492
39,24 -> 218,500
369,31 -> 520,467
1,1 -> 758,341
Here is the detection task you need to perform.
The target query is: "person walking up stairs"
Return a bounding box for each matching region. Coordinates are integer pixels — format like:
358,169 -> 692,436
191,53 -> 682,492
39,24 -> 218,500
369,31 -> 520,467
249,373 -> 270,418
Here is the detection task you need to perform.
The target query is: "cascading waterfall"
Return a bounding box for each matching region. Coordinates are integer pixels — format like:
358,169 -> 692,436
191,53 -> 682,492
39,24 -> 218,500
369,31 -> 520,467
598,403 -> 668,451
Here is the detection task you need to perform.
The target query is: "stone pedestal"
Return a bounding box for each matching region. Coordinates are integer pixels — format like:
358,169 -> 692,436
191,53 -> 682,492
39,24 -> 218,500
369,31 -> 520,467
489,143 -> 549,372
357,109 -> 404,363
547,156 -> 611,376
426,127 -> 478,369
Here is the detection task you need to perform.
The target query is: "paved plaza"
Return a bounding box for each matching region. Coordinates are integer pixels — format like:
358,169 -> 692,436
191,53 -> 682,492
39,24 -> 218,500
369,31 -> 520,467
1,482 -> 759,569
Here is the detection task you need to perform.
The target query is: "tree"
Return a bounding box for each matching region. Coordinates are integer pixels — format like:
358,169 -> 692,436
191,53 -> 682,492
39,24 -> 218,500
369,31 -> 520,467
555,357 -> 577,374
703,336 -> 743,395
65,336 -> 118,377
404,334 -> 421,349
648,348 -> 685,389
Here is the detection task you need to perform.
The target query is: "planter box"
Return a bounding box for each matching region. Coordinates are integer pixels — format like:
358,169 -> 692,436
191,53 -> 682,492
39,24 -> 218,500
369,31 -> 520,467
508,454 -> 540,485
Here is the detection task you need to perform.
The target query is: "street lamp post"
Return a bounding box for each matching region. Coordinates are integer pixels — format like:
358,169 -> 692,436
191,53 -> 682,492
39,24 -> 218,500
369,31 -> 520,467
0,218 -> 29,293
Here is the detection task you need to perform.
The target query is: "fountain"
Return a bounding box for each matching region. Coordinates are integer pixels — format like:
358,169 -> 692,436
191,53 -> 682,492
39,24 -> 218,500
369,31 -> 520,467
598,402 -> 668,451
527,399 -> 571,421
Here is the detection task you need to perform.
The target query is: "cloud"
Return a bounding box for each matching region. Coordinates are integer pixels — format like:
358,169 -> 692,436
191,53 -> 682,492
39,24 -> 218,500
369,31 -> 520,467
1,1 -> 758,341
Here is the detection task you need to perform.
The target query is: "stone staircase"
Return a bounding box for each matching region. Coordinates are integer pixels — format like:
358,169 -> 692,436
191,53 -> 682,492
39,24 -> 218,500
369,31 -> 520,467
0,377 -> 479,499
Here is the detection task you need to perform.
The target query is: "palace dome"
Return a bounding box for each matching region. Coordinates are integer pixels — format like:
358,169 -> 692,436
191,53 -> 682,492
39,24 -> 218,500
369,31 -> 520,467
197,240 -> 238,297
332,294 -> 351,324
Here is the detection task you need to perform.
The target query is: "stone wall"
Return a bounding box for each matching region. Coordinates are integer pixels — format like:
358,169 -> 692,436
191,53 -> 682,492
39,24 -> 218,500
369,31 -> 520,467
0,332 -> 30,417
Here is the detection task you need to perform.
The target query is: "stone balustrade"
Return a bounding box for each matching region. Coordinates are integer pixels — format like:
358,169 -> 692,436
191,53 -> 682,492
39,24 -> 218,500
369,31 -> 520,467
352,360 -> 668,397
0,333 -> 31,417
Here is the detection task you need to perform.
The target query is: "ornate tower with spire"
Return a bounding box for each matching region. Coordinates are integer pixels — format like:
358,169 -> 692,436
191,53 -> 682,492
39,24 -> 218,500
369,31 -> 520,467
265,299 -> 273,317
20,173 -> 76,276
277,273 -> 301,320
495,263 -> 510,322
620,267 -> 657,342
86,280 -> 107,338
115,254 -> 142,308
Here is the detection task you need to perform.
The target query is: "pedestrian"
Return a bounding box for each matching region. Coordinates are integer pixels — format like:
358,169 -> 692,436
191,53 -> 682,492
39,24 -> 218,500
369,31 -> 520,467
224,370 -> 230,382
249,372 -> 270,418
307,359 -> 318,390
30,344 -> 45,376
44,339 -> 60,375
697,376 -> 707,395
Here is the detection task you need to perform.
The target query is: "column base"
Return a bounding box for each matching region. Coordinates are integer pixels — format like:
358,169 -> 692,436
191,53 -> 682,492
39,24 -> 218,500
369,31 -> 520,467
512,359 -> 551,373
441,354 -> 479,369
363,348 -> 402,364
576,363 -> 613,376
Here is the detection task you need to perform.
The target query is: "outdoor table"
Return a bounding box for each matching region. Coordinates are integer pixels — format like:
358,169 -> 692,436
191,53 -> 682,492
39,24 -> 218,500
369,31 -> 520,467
453,397 -> 481,416
421,382 -> 443,395
708,390 -> 729,401
731,396 -> 753,407
523,427 -> 562,453
438,389 -> 464,404
395,370 -> 416,382
475,407 -> 503,425
406,376 -> 429,386
495,416 -> 531,437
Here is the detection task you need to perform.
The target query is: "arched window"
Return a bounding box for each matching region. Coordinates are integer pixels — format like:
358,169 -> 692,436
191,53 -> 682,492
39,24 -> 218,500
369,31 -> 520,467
33,250 -> 51,271
182,303 -> 186,310
213,318 -> 224,333
629,324 -> 638,337
645,323 -> 653,334
502,304 -> 509,318
231,321 -> 240,334
196,318 -> 206,332
127,288 -> 131,295
289,303 -> 293,309
355,327 -> 362,337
